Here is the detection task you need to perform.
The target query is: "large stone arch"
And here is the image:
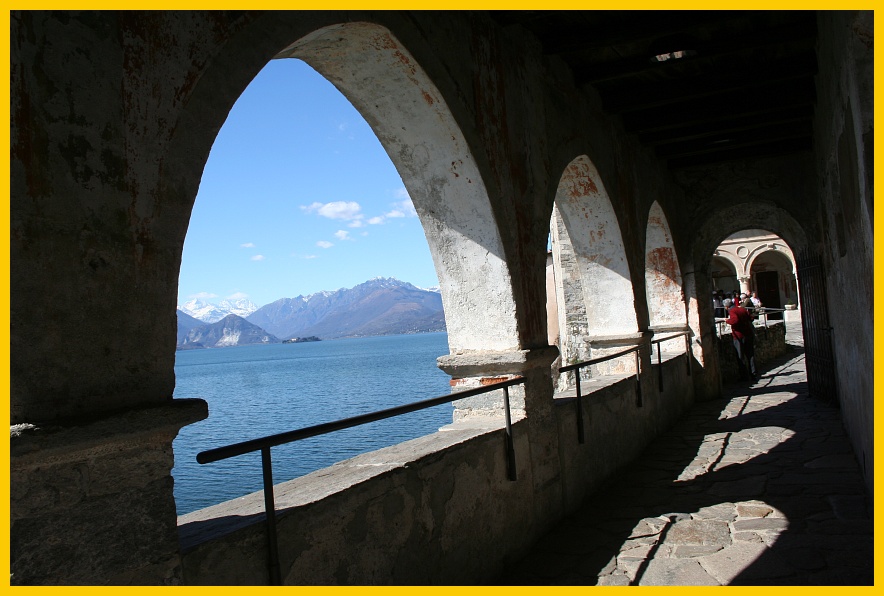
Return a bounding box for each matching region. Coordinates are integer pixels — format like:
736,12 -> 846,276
550,155 -> 638,378
274,23 -> 519,354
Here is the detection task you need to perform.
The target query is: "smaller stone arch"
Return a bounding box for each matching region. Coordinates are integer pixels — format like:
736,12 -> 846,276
549,155 -> 639,381
645,201 -> 688,336
711,255 -> 740,293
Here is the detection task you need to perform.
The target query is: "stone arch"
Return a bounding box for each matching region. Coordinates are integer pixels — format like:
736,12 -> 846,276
710,255 -> 740,293
644,201 -> 687,332
165,20 -> 520,355
687,202 -> 809,396
549,155 -> 638,378
276,24 -> 519,354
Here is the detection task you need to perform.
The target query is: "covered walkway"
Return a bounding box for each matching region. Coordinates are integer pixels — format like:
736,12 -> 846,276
500,331 -> 873,585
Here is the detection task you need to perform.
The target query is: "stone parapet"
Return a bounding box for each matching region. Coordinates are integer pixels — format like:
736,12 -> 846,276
11,399 -> 208,585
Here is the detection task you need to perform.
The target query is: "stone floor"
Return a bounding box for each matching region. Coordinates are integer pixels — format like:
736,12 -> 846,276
498,331 -> 874,585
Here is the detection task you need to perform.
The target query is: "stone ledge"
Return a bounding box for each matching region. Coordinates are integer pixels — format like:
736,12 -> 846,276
586,331 -> 651,347
11,398 -> 208,466
177,419 -> 519,551
437,345 -> 559,377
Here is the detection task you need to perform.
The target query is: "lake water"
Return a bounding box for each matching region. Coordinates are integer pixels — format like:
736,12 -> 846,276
171,333 -> 453,515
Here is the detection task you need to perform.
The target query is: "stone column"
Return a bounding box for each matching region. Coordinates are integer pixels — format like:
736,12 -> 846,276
739,275 -> 751,294
11,400 -> 207,585
437,346 -> 564,529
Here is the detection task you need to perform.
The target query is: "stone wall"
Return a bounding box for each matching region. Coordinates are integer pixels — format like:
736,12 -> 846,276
716,322 -> 787,384
812,10 -> 874,492
179,353 -> 694,585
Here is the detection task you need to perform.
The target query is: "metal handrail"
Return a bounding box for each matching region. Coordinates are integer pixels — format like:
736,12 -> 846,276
557,345 -> 643,443
715,307 -> 788,338
197,375 -> 525,585
650,331 -> 692,392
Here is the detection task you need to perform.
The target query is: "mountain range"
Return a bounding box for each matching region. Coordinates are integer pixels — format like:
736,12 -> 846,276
176,277 -> 445,349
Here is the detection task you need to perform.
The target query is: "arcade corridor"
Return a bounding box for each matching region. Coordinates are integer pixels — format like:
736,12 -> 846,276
499,329 -> 872,585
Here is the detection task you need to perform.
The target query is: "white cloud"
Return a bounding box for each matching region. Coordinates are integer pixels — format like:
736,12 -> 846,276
251,254 -> 265,261
189,292 -> 218,299
316,240 -> 334,249
348,220 -> 365,228
394,187 -> 410,199
334,230 -> 351,241
240,242 -> 255,248
227,292 -> 249,299
303,254 -> 317,259
367,216 -> 386,225
385,209 -> 406,219
392,197 -> 417,217
302,201 -> 363,221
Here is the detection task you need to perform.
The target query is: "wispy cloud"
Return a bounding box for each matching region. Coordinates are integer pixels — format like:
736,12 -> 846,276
240,242 -> 255,248
303,254 -> 317,259
316,240 -> 334,249
251,254 -> 265,261
367,216 -> 385,225
302,201 -> 363,222
348,220 -> 365,228
390,196 -> 417,217
189,292 -> 218,299
334,230 -> 351,241
227,292 -> 249,299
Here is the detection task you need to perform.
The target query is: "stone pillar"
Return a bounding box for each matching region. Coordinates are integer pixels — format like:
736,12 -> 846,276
739,275 -> 751,294
437,346 -> 564,529
11,400 -> 207,585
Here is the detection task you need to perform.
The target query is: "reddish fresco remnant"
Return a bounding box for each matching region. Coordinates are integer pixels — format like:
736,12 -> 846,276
480,376 -> 510,385
392,50 -> 417,76
373,32 -> 398,51
647,246 -> 678,278
422,90 -> 435,106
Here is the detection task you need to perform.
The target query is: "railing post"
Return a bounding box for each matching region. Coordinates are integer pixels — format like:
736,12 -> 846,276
684,333 -> 692,377
261,447 -> 282,586
502,386 -> 517,481
634,348 -> 643,407
657,341 -> 663,392
574,368 -> 585,444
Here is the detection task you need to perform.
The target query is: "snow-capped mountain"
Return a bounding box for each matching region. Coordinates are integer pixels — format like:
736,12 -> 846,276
178,314 -> 280,349
179,297 -> 259,323
247,277 -> 445,340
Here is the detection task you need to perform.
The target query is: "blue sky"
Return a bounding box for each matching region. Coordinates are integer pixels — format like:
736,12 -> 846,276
177,58 -> 439,308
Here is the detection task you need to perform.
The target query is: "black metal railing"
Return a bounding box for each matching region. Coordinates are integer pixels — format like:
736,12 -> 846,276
557,345 -> 643,443
649,331 -> 692,392
197,376 -> 525,585
714,307 -> 788,338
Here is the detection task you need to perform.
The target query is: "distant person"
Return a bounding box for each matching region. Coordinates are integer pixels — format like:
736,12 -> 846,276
740,293 -> 752,308
724,298 -> 758,382
713,291 -> 726,319
750,291 -> 762,310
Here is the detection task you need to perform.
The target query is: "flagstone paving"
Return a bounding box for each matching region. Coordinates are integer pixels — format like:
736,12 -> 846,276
499,332 -> 873,585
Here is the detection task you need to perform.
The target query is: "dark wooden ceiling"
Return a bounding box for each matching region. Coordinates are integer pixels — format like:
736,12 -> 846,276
491,10 -> 818,169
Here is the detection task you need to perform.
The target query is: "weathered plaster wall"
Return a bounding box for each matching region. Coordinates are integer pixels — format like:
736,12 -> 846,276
812,10 -> 874,491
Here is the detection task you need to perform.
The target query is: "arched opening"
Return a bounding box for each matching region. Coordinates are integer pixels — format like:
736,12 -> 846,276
549,155 -> 638,386
172,22 -> 521,514
710,255 -> 740,293
749,249 -> 799,319
644,201 -> 687,356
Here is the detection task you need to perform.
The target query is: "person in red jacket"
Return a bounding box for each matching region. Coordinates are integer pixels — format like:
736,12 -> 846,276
723,298 -> 758,382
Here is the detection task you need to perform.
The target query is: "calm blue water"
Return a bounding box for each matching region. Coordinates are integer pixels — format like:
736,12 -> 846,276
171,333 -> 452,515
